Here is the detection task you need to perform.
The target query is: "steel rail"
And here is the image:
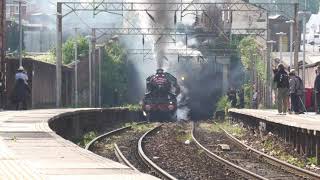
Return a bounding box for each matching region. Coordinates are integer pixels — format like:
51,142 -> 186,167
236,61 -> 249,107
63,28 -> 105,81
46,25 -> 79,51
138,125 -> 177,180
219,124 -> 320,180
114,143 -> 139,171
191,122 -> 267,180
85,121 -> 147,150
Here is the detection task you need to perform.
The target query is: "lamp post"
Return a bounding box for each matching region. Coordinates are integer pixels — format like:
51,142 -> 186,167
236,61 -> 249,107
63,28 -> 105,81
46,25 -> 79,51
276,32 -> 287,64
97,45 -> 104,108
285,20 -> 294,69
267,40 -> 276,108
14,1 -> 26,67
85,35 -> 93,107
298,11 -> 311,90
74,28 -> 79,108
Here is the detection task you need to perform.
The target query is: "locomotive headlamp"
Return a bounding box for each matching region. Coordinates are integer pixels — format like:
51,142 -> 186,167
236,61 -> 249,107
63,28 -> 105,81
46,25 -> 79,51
181,76 -> 185,81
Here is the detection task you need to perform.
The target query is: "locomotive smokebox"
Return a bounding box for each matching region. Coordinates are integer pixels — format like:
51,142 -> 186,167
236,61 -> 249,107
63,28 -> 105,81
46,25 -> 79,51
142,69 -> 180,121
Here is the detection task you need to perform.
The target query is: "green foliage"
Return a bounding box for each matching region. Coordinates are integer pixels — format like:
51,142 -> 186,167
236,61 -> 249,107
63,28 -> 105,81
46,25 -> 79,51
77,131 -> 97,148
238,36 -> 265,80
218,122 -> 245,137
243,83 -> 253,108
62,36 -> 89,64
121,104 -> 142,111
25,53 -> 56,64
200,122 -> 245,138
101,42 -> 128,106
262,138 -> 305,168
216,95 -> 231,113
307,157 -> 317,166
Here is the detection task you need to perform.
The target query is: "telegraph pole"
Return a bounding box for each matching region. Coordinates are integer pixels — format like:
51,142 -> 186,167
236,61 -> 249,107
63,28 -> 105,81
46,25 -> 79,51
293,3 -> 299,73
87,35 -> 92,107
56,3 -> 62,107
13,0 -> 25,67
0,0 -> 6,109
267,40 -> 276,108
298,11 -> 311,91
98,46 -> 103,108
286,20 -> 294,69
276,32 -> 287,64
18,1 -> 23,67
92,28 -> 96,107
74,28 -> 79,108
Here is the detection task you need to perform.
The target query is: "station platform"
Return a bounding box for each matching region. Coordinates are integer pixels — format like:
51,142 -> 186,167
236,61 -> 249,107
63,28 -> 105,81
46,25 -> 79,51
229,109 -> 320,132
0,109 -> 158,180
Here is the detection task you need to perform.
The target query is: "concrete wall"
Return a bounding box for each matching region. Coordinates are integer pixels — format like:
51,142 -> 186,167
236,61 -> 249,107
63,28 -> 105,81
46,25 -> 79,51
48,108 -> 144,141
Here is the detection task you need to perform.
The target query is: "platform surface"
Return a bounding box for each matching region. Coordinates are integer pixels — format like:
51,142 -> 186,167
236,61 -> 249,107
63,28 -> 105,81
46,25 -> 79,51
229,109 -> 320,132
0,109 -> 158,180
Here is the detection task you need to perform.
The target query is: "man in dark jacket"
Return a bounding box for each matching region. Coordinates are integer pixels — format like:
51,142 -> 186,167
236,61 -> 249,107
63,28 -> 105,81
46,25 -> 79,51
227,88 -> 237,108
289,69 -> 304,114
273,64 -> 289,114
13,78 -> 30,110
314,65 -> 320,113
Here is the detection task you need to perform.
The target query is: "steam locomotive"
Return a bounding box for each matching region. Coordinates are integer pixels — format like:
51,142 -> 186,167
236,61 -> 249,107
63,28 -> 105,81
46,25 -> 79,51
142,69 -> 180,121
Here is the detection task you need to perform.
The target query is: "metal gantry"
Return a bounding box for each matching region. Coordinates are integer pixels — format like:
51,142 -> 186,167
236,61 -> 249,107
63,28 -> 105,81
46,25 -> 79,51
94,27 -> 266,38
55,1 -> 296,107
59,1 -> 295,18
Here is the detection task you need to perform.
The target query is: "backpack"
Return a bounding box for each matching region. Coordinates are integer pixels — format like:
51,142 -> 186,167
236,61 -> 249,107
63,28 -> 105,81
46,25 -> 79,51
279,73 -> 289,88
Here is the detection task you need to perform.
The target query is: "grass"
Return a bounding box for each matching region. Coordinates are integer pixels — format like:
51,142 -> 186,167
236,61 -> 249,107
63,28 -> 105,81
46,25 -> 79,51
200,121 -> 245,138
279,154 -> 305,168
262,138 -> 306,168
123,122 -> 155,133
25,53 -> 56,64
121,104 -> 142,111
76,131 -> 97,148
307,157 -> 317,166
176,125 -> 193,143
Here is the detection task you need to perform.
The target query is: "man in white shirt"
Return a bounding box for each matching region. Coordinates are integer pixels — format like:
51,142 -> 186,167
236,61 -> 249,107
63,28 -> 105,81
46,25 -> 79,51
15,66 -> 28,84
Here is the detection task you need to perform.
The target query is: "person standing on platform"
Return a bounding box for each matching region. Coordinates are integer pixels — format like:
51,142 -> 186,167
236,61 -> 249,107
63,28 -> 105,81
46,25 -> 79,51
289,69 -> 304,114
273,64 -> 289,115
15,66 -> 28,84
252,90 -> 258,109
314,65 -> 320,114
12,66 -> 30,110
238,88 -> 245,108
227,88 -> 237,108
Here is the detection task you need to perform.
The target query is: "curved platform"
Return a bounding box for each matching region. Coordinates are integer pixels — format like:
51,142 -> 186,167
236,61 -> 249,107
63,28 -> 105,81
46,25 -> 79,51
229,109 -> 320,132
0,109 -> 158,180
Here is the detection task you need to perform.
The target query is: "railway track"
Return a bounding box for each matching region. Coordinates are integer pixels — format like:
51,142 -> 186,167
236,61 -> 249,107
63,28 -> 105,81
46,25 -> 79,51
143,123 -> 248,180
191,122 -> 267,180
193,121 -> 320,180
138,125 -> 178,180
86,122 -> 176,179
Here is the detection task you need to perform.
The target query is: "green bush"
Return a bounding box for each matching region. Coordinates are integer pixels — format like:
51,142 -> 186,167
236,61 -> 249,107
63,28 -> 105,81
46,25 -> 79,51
62,36 -> 89,64
121,104 -> 142,111
216,95 -> 231,114
76,131 -> 97,148
101,42 -> 128,106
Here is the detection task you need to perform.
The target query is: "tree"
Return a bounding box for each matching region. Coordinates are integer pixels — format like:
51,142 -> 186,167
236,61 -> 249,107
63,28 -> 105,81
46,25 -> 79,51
62,36 -> 89,64
101,42 -> 128,106
238,36 -> 265,108
238,36 -> 265,80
